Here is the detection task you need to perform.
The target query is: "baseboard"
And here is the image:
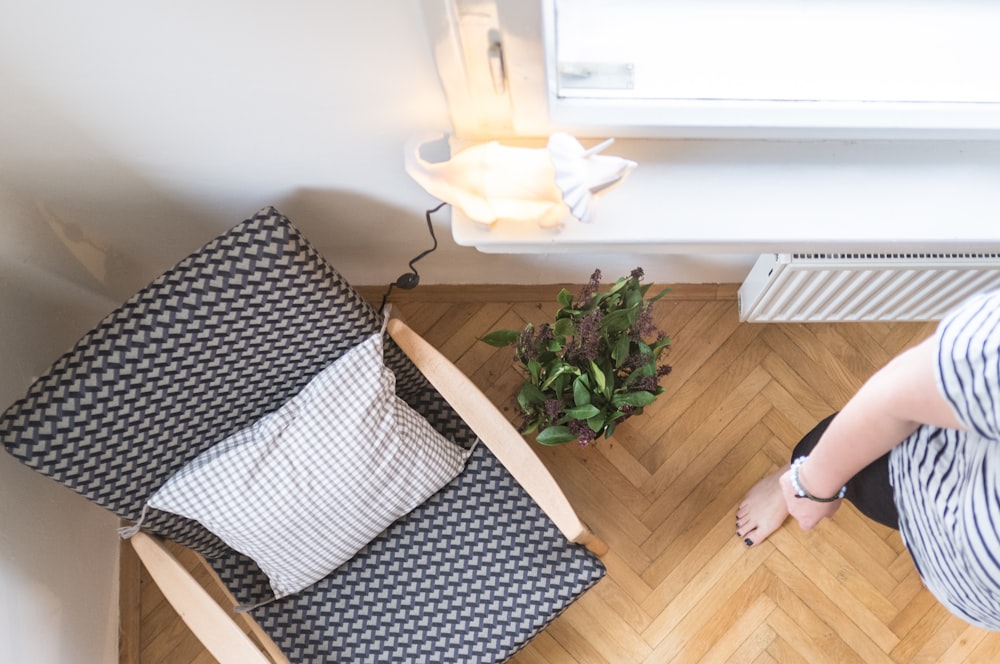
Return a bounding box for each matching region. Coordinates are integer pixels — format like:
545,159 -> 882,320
355,283 -> 739,305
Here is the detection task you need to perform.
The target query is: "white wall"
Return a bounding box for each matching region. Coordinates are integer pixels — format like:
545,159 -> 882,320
0,1 -> 464,662
0,1 -> 754,294
0,197 -> 122,663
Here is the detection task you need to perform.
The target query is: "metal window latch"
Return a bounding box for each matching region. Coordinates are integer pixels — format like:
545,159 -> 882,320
487,30 -> 506,95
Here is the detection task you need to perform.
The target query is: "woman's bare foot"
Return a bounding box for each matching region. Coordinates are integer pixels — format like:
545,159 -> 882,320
736,466 -> 790,548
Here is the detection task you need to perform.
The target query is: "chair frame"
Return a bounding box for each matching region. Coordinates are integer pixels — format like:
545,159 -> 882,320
129,315 -> 607,664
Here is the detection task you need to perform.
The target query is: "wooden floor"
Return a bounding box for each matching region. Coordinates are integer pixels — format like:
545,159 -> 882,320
125,284 -> 1000,664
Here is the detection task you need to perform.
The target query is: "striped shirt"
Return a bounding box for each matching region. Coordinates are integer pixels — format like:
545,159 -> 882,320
889,290 -> 1000,630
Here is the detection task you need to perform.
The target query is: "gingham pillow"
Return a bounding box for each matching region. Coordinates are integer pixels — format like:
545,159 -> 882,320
146,328 -> 471,601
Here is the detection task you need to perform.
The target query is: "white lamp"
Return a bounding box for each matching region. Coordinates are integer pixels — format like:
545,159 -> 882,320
405,134 -> 636,228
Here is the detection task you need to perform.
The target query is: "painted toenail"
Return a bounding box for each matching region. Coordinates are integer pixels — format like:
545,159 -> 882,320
744,538 -> 753,547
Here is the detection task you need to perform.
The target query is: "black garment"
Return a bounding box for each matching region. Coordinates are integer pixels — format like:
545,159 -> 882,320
792,413 -> 899,530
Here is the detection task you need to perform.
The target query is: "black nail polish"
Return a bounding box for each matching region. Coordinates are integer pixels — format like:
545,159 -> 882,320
744,538 -> 753,547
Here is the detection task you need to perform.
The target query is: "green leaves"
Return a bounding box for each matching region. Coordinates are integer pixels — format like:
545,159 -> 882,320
536,425 -> 578,445
601,308 -> 633,335
553,317 -> 574,338
480,329 -> 520,347
479,267 -> 672,447
573,376 -> 591,406
613,391 -> 658,408
541,362 -> 580,390
612,334 -> 632,368
588,361 -> 607,395
564,404 -> 600,420
517,381 -> 546,410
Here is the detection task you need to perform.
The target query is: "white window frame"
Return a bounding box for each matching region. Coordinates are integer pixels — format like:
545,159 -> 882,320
421,0 -> 1000,140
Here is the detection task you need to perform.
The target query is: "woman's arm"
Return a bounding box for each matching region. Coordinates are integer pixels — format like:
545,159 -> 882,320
782,336 -> 965,530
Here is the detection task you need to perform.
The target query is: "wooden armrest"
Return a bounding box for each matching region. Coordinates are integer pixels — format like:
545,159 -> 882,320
129,532 -> 285,664
387,317 -> 608,557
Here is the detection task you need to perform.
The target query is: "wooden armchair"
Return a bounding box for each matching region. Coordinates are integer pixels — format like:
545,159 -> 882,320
0,207 -> 606,663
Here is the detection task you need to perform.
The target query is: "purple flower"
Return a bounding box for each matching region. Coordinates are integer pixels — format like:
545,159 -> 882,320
632,375 -> 659,392
575,269 -> 603,307
568,420 -> 598,447
543,399 -> 563,423
632,303 -> 658,341
515,325 -> 537,362
572,309 -> 604,361
623,351 -> 653,370
516,323 -> 554,362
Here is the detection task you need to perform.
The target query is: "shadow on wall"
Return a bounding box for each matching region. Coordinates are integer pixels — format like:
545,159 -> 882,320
0,66 -> 239,304
272,187 -> 560,287
272,188 -> 755,287
0,191 -> 229,393
3,197 -> 236,305
0,206 -> 126,664
0,262 -> 118,404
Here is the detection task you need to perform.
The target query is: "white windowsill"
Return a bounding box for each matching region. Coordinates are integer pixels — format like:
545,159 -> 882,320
451,138 -> 1000,254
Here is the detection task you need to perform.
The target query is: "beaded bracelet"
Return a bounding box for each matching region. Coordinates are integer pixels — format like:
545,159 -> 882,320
790,456 -> 846,503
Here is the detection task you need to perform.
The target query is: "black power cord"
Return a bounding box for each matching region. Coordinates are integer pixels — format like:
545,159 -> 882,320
379,201 -> 446,312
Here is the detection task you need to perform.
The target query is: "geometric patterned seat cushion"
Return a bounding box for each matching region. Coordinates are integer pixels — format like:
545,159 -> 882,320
213,444 -> 606,663
0,206 -> 606,662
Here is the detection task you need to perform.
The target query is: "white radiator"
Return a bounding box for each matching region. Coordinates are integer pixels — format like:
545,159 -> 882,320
738,253 -> 1000,322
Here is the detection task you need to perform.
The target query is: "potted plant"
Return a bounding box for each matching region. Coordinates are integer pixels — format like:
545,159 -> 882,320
481,268 -> 672,446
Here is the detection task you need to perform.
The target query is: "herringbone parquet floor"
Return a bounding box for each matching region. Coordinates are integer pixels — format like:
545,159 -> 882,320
125,284 -> 1000,664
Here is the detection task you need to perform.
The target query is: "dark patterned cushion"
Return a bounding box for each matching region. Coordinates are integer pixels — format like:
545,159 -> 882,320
0,206 -> 605,662
215,444 -> 606,663
1,209 -> 379,550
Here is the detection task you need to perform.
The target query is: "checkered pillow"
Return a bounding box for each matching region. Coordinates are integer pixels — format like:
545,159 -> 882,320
146,329 -> 471,601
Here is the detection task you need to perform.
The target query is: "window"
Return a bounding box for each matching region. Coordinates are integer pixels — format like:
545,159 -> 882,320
424,0 -> 1000,139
